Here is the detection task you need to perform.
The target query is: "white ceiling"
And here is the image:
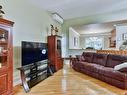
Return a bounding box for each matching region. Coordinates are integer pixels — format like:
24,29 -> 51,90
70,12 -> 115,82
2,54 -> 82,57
28,0 -> 127,20
72,20 -> 127,34
72,23 -> 114,35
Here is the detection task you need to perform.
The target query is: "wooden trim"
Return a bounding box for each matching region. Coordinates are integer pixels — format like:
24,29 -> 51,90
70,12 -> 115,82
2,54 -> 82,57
48,35 -> 62,38
0,18 -> 14,26
97,50 -> 127,55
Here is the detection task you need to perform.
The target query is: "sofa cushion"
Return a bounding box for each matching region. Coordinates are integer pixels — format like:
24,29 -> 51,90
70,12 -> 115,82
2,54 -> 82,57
106,54 -> 127,68
82,52 -> 94,63
92,53 -> 108,66
81,62 -> 94,72
81,62 -> 104,73
92,64 -> 105,73
99,67 -> 126,81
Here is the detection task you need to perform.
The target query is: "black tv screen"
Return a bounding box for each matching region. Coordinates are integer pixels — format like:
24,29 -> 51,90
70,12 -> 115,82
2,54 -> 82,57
22,41 -> 48,66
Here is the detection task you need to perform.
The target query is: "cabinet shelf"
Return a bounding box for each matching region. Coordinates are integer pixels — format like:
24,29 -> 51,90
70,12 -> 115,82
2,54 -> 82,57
0,65 -> 6,69
0,41 -> 7,45
25,68 -> 47,78
17,60 -> 53,92
0,62 -> 7,70
0,53 -> 8,56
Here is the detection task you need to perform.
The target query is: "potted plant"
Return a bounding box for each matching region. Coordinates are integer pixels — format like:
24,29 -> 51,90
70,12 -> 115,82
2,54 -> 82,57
0,5 -> 5,18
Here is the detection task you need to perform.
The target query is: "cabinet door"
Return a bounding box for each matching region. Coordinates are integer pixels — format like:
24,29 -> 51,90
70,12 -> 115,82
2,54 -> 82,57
0,73 -> 8,95
48,36 -> 55,64
56,58 -> 63,70
0,27 -> 9,68
0,18 -> 14,95
0,26 -> 12,95
56,37 -> 62,57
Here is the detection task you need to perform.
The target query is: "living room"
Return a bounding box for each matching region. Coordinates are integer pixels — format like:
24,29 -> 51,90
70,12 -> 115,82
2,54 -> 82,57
1,0 -> 127,95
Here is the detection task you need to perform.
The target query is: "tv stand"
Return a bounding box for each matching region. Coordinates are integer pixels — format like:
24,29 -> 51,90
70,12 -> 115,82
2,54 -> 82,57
17,60 -> 53,92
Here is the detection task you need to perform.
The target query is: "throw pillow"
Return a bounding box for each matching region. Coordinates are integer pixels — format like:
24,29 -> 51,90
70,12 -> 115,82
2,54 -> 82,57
114,62 -> 127,72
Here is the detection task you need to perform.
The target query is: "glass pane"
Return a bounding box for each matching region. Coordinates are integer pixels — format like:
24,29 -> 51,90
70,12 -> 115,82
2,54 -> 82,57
0,28 -> 8,68
57,39 -> 61,57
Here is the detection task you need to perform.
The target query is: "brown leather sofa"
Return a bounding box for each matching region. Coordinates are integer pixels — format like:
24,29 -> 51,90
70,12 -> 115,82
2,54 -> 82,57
72,52 -> 127,89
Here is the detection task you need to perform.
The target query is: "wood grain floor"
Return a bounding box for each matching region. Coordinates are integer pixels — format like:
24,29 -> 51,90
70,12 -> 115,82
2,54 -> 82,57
14,62 -> 127,95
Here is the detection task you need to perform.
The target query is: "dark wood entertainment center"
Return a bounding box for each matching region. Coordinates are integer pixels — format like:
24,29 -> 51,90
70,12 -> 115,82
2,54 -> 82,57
48,35 -> 63,71
0,18 -> 14,95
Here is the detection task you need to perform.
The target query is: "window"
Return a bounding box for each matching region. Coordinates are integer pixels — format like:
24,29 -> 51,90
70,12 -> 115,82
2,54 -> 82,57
85,37 -> 103,50
74,37 -> 78,46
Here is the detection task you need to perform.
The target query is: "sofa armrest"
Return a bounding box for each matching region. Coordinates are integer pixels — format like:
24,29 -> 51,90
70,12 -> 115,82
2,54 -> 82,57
125,73 -> 127,90
75,55 -> 82,61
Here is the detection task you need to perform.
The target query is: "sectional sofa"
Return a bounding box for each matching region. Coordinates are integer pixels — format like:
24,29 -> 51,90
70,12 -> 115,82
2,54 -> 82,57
72,52 -> 127,89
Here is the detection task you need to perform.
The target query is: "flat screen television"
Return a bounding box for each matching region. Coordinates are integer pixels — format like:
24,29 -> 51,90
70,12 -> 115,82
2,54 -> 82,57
22,41 -> 48,66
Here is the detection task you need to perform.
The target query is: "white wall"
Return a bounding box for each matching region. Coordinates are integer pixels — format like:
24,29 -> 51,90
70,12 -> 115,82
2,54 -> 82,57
0,0 -> 62,85
116,25 -> 127,49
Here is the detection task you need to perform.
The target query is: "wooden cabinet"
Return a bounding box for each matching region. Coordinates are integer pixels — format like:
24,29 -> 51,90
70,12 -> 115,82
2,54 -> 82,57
48,35 -> 63,71
0,18 -> 14,95
109,29 -> 116,48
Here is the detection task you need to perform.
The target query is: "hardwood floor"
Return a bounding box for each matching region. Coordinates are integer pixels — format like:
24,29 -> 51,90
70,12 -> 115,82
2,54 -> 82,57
14,62 -> 127,95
